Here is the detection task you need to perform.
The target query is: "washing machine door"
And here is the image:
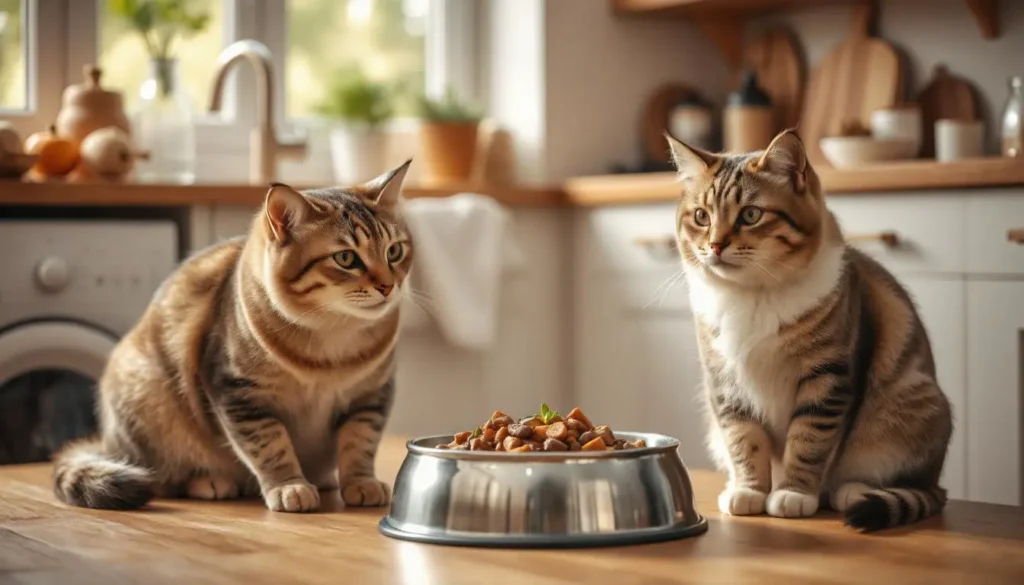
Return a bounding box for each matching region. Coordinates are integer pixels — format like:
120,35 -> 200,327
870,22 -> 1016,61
0,321 -> 117,465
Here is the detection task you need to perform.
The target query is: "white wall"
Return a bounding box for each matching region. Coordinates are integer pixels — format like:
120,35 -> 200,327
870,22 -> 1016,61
751,0 -> 1023,155
534,0 -> 1024,178
543,0 -> 730,181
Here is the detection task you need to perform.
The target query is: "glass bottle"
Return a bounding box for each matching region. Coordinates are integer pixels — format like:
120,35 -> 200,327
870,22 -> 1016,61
1001,76 -> 1023,157
134,57 -> 196,183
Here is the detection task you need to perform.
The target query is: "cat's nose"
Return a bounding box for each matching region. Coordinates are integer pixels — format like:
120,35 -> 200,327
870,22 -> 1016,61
709,241 -> 728,256
375,283 -> 394,297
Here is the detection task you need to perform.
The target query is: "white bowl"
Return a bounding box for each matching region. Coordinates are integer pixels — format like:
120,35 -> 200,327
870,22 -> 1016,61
820,136 -> 918,168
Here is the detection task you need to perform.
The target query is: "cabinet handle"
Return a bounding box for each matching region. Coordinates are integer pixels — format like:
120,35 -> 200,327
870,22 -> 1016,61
1008,228 -> 1024,244
847,231 -> 899,248
633,235 -> 678,259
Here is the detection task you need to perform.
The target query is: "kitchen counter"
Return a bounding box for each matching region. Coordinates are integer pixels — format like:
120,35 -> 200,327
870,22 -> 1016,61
0,179 -> 567,208
1,435 -> 1023,584
565,157 -> 1024,206
5,155 -> 1024,210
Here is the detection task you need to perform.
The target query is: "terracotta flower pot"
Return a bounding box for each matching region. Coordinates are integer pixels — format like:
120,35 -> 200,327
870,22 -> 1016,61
419,121 -> 479,184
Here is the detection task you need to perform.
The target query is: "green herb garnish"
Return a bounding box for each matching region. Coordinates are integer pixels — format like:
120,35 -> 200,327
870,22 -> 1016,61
471,427 -> 483,438
538,403 -> 561,424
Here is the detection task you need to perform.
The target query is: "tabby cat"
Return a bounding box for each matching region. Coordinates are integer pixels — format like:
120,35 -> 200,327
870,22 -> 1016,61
53,161 -> 414,513
666,130 -> 952,531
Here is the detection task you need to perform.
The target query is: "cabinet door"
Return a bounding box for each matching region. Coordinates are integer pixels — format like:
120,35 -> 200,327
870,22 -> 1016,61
966,282 -> 1024,506
902,277 -> 967,500
636,315 -> 711,470
212,206 -> 259,242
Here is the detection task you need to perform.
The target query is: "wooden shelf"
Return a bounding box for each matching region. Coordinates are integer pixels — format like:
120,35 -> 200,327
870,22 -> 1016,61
0,180 -> 566,208
563,157 -> 1024,206
612,0 -> 1003,68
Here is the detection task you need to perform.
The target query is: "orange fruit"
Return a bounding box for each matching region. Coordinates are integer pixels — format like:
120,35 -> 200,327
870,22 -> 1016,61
25,125 -> 79,177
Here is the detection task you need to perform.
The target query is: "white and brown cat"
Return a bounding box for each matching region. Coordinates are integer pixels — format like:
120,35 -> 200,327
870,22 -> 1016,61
53,161 -> 414,513
667,129 -> 952,531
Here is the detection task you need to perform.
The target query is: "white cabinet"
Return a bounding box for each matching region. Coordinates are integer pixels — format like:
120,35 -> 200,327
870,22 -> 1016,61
901,277 -> 967,500
573,206 -> 711,470
966,282 -> 1024,506
966,195 -> 1024,275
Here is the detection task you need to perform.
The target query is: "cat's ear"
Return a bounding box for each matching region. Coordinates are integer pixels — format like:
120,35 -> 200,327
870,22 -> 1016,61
264,183 -> 316,244
665,133 -> 718,183
754,128 -> 808,193
366,159 -> 412,208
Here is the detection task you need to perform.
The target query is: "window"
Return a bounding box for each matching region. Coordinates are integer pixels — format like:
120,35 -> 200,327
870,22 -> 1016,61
0,0 -> 477,181
98,0 -> 225,112
285,0 -> 427,118
0,0 -> 26,110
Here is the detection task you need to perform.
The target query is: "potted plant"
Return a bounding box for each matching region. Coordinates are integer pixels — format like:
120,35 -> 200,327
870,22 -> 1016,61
317,70 -> 394,184
416,88 -> 482,185
107,0 -> 210,183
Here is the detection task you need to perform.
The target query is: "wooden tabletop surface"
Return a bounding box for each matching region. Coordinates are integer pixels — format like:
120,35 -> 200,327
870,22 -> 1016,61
2,435 -> 1023,584
0,180 -> 567,208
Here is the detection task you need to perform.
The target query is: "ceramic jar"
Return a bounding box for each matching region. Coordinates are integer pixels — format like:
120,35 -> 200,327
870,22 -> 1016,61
55,65 -> 131,146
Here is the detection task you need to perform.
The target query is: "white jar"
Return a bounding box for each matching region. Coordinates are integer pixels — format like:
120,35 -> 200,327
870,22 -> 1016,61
871,107 -> 923,156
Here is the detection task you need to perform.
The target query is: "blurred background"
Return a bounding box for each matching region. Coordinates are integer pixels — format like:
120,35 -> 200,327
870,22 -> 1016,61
0,0 -> 1022,510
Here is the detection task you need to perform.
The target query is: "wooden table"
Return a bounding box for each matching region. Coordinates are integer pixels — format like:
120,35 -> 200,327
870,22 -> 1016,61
2,436 -> 1023,584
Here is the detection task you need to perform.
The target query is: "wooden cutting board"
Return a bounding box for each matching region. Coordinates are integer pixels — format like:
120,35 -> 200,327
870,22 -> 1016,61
743,28 -> 804,130
917,64 -> 979,157
799,3 -> 902,165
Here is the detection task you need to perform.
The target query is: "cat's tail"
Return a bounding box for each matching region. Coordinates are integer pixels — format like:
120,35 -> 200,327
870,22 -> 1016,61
843,486 -> 947,532
52,438 -> 155,510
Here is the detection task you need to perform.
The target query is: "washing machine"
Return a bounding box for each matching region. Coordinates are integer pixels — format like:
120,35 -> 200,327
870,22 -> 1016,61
0,220 -> 178,464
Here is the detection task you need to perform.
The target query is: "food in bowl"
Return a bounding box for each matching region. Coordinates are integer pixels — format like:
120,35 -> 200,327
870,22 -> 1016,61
436,404 -> 647,453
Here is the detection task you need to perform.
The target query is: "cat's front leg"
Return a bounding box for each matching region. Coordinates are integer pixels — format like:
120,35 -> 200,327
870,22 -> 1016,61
216,390 -> 319,513
335,379 -> 394,507
768,362 -> 853,519
712,393 -> 773,516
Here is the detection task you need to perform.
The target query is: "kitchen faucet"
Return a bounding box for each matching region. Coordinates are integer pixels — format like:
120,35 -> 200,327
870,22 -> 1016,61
209,39 -> 307,185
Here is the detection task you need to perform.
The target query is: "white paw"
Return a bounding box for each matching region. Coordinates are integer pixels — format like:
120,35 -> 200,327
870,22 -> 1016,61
264,480 -> 320,513
766,489 -> 819,518
186,475 -> 238,500
341,476 -> 391,507
718,486 -> 768,516
830,482 -> 873,512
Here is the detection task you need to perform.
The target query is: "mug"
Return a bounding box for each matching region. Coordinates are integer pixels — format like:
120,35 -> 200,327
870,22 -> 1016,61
935,119 -> 984,162
871,107 -> 922,155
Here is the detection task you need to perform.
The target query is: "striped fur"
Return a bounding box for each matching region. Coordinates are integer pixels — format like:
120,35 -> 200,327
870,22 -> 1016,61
53,160 -> 414,513
667,131 -> 952,531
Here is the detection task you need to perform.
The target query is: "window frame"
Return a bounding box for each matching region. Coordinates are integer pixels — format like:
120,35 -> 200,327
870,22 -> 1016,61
1,0 -> 479,181
0,0 -> 68,137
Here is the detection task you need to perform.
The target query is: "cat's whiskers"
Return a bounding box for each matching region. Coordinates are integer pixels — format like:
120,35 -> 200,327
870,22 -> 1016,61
644,268 -> 687,309
405,288 -> 441,320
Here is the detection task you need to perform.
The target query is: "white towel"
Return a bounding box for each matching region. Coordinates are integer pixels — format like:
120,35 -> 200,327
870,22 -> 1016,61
399,193 -> 523,350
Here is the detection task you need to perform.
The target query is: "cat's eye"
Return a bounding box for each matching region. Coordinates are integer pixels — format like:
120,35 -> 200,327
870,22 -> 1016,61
386,242 -> 405,264
694,208 -> 711,227
739,206 -> 764,225
333,250 -> 361,269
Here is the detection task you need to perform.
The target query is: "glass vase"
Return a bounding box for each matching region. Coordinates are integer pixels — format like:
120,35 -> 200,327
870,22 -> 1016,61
134,57 -> 196,183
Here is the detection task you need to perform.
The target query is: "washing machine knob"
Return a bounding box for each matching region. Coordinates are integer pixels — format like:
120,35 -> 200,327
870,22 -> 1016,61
36,256 -> 70,292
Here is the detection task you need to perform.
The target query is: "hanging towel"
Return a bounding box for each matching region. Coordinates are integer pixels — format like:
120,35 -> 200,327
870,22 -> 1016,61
399,193 -> 523,350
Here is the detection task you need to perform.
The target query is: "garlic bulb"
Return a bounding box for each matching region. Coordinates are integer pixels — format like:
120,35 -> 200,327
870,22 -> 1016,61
80,126 -> 135,178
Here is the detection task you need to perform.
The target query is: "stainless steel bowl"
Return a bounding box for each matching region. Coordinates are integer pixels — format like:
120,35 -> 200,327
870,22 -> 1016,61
378,432 -> 707,548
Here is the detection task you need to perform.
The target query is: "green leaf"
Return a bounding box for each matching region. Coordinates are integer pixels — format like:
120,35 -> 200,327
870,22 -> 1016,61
415,86 -> 482,123
538,403 -> 560,424
471,427 -> 482,438
108,0 -> 140,19
315,69 -> 395,127
106,0 -> 210,57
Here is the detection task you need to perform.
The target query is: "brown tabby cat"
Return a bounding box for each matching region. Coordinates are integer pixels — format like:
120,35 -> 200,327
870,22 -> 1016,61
53,161 -> 414,513
666,130 -> 952,531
